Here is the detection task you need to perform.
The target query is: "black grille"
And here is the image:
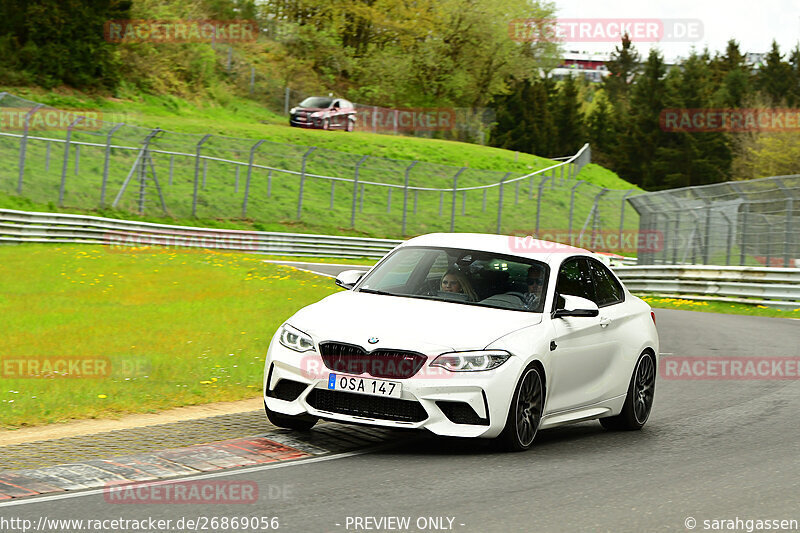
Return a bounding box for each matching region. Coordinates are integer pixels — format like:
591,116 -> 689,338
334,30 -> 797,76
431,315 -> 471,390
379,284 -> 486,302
272,379 -> 307,402
436,401 -> 489,426
307,389 -> 427,422
318,342 -> 427,379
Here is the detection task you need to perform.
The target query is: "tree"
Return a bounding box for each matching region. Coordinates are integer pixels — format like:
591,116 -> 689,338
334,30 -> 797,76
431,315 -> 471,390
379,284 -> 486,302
756,40 -> 793,106
603,33 -> 640,109
552,74 -> 585,156
490,77 -> 555,156
0,0 -> 132,88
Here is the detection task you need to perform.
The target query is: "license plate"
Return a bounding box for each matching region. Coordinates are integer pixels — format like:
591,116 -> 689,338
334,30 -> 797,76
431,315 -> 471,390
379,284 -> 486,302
327,373 -> 402,398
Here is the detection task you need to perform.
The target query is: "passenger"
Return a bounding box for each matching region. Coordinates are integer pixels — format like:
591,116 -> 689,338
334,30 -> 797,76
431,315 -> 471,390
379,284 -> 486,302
524,266 -> 546,310
440,268 -> 478,301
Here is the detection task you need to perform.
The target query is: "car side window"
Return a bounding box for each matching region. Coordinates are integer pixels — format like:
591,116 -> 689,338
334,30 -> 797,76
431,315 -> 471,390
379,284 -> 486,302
587,259 -> 625,307
555,258 -> 596,305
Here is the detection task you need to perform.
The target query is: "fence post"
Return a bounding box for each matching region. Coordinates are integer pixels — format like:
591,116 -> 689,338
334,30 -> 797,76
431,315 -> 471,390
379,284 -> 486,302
17,104 -> 43,194
535,175 -> 550,235
284,87 -> 290,115
192,134 -> 212,217
401,161 -> 417,236
618,189 -> 634,247
250,67 -> 255,94
241,139 -> 264,218
414,190 -> 418,214
450,168 -> 466,232
496,172 -> 512,234
169,155 -> 174,185
58,116 -> 85,207
774,179 -> 794,268
351,155 -> 369,227
703,203 -> 712,265
372,106 -> 377,134
568,180 -> 585,237
45,141 -> 51,172
296,146 -> 317,220
100,123 -> 124,206
137,128 -> 162,215
235,166 -> 240,193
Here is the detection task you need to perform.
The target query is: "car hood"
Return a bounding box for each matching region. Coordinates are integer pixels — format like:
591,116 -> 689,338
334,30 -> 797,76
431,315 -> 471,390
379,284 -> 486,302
287,290 -> 542,353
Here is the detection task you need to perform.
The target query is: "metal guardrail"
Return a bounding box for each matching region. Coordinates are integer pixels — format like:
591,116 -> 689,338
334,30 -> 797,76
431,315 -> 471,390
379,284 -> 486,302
614,265 -> 800,310
3,208 -> 798,308
0,209 -> 402,258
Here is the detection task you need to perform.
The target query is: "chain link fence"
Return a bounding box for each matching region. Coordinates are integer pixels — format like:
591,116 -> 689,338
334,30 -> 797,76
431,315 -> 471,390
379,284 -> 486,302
629,175 -> 800,267
0,92 -> 645,246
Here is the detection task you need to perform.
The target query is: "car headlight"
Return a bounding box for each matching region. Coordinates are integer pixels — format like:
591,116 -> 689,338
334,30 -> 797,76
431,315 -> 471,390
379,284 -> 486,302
279,324 -> 315,352
429,350 -> 511,372
290,107 -> 297,114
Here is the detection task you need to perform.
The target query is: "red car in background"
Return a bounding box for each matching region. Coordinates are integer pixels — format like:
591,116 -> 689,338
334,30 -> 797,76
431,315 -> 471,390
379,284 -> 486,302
289,97 -> 357,131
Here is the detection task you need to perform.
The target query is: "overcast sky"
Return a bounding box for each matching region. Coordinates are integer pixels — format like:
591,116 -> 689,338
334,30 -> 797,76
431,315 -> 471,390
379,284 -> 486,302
552,0 -> 800,60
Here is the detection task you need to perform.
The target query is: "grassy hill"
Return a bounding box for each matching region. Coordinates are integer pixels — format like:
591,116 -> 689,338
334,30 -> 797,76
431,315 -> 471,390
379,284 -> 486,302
0,88 -> 641,240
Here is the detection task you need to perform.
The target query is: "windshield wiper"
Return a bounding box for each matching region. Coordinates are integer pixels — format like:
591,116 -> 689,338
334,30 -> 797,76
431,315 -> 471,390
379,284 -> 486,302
357,288 -> 396,296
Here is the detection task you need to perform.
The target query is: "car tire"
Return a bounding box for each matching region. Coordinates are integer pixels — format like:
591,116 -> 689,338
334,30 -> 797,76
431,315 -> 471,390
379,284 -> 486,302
600,351 -> 656,431
495,364 -> 544,452
264,400 -> 318,431
346,119 -> 354,132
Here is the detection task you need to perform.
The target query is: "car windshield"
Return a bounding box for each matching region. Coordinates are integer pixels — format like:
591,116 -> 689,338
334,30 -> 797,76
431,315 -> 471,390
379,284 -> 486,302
356,246 -> 549,312
298,97 -> 333,108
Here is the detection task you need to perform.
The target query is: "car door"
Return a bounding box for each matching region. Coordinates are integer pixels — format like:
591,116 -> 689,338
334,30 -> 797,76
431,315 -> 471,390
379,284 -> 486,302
586,258 -> 637,399
330,100 -> 342,128
547,257 -> 617,413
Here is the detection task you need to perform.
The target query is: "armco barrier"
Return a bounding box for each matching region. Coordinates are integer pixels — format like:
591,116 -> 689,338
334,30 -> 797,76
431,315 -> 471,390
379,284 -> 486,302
614,265 -> 800,310
3,208 -> 798,309
0,208 -> 402,258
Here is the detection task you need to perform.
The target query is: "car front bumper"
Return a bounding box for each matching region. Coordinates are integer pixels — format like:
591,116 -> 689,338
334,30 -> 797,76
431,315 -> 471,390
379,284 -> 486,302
263,340 -> 523,439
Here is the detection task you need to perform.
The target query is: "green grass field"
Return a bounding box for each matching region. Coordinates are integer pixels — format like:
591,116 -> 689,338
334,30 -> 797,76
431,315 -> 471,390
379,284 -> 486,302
0,243 -> 342,429
0,88 -> 641,244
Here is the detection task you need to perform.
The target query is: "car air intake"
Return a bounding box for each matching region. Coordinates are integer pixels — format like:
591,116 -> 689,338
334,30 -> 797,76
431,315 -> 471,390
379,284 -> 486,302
307,389 -> 427,422
436,401 -> 489,426
318,342 -> 427,379
271,379 -> 307,402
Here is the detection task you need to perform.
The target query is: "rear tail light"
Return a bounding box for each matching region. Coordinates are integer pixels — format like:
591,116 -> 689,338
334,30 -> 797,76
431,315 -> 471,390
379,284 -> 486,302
650,311 -> 656,325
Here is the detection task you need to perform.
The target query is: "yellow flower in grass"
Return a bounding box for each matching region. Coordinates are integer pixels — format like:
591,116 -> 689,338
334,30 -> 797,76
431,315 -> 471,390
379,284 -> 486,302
97,394 -> 107,399
200,380 -> 213,384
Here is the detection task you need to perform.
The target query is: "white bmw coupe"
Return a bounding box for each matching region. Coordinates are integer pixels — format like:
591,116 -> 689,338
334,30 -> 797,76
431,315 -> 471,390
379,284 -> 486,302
263,233 -> 658,451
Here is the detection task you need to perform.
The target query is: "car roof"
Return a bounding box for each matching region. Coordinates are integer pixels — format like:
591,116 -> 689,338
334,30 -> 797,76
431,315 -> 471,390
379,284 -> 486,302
400,233 -> 596,265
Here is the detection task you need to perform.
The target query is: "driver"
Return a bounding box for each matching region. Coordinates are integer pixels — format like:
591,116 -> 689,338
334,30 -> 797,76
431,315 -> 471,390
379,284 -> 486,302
524,266 -> 546,310
440,268 -> 478,301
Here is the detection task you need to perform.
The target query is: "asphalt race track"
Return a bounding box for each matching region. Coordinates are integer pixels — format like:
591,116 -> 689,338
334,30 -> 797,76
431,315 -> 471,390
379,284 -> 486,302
2,269 -> 799,532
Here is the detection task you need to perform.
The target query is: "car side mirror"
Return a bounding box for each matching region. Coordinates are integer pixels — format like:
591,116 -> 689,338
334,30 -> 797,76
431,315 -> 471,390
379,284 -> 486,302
335,269 -> 366,290
553,294 -> 599,318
